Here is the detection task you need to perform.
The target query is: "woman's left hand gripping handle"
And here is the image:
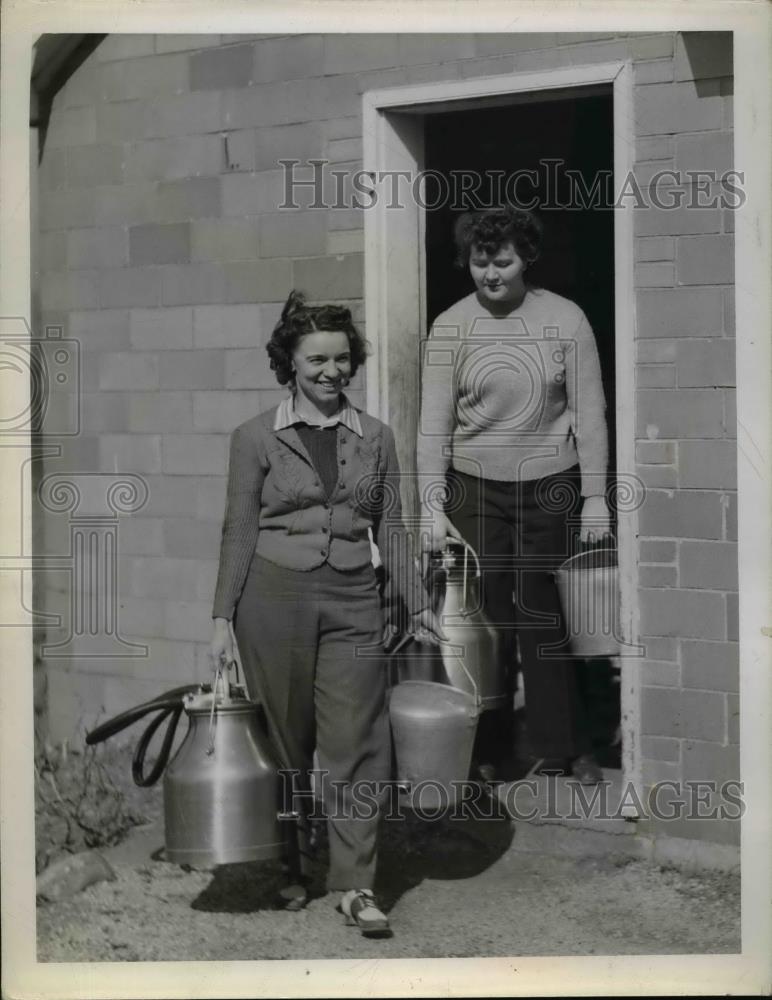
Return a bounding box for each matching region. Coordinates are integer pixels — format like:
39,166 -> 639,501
210,616 -> 238,675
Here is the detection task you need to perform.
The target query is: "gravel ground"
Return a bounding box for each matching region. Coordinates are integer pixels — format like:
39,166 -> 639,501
37,807 -> 740,961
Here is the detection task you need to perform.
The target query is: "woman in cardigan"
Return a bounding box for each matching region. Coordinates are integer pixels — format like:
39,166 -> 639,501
210,290 -> 444,937
417,207 -> 611,785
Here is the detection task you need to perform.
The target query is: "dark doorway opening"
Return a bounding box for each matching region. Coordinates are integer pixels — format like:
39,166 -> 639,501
422,90 -> 621,770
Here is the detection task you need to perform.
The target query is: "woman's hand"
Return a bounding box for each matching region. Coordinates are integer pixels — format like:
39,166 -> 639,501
410,607 -> 448,646
420,510 -> 464,554
580,495 -> 612,545
209,616 -> 237,674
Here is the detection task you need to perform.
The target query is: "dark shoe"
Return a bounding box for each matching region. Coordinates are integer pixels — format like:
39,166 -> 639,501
338,889 -> 392,938
277,882 -> 308,911
570,753 -> 604,785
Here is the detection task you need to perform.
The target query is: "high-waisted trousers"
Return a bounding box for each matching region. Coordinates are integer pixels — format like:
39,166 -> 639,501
447,466 -> 592,761
233,554 -> 389,891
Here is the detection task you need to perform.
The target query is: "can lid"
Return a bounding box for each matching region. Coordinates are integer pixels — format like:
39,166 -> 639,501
183,683 -> 254,714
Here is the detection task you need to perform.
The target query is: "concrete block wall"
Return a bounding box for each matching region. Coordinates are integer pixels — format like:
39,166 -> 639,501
36,32 -> 739,848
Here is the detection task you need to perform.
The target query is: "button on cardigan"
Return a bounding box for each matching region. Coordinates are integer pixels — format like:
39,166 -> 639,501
212,403 -> 428,621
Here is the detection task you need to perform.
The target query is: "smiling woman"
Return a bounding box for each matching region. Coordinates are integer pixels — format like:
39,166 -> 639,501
208,289 -> 444,937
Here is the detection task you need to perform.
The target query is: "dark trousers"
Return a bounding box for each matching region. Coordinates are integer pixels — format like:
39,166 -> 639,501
233,556 -> 389,891
448,467 -> 592,760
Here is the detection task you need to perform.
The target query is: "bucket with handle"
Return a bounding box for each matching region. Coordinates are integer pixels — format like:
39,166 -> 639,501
554,543 -> 621,659
388,634 -> 481,811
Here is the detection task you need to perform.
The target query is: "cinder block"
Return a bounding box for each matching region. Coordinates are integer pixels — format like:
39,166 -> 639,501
99,267 -> 161,309
258,211 -> 326,258
328,208 -> 365,232
727,694 -> 739,745
681,639 -> 739,692
224,350 -> 275,390
680,540 -> 738,591
93,184 -> 156,227
723,390 -> 736,439
458,55 -> 516,80
191,218 -> 261,262
39,231 -> 67,271
81,392 -> 129,432
319,75 -> 361,120
636,388 -> 724,438
634,199 -> 721,237
675,31 -> 733,82
124,135 -> 224,182
640,540 -> 677,563
128,392 -> 193,432
474,33 -> 558,57
253,35 -> 325,83
41,271 -> 100,311
641,735 -> 680,763
636,339 -> 677,363
678,440 -> 736,489
723,491 -> 737,541
192,390 -> 264,432
127,556 -> 201,600
160,263 -> 226,306
155,35 -> 221,54
196,560 -> 221,602
222,82 -> 285,130
628,34 -> 675,60
634,60 -> 674,85
637,287 -> 723,338
641,685 -> 725,740
725,592 -> 738,642
634,159 -> 676,190
682,741 -> 738,790
39,187 -> 96,230
39,147 -> 67,193
222,170 -> 287,216
223,130 -> 256,173
195,479 -> 227,521
45,106 -> 97,148
635,79 -> 723,135
98,53 -> 188,101
254,122 -> 324,174
634,263 -> 675,288
642,758 -> 682,787
635,135 -> 673,161
163,517 -> 222,559
139,474 -> 201,517
190,43 -> 254,90
638,489 -> 723,540
193,303 -> 273,348
723,287 -> 735,337
675,131 -> 734,177
130,307 -> 193,350
677,233 -> 735,286
222,259 -> 292,303
637,364 -> 676,389
118,516 -> 165,556
67,228 -> 128,269
159,350 -> 225,390
640,636 -> 678,661
147,91 -> 224,139
153,177 -> 222,222
116,596 -> 166,639
61,58 -> 99,108
322,34 -> 400,75
327,137 -> 363,165
96,101 -> 150,143
637,466 -> 678,489
163,434 -> 229,475
129,223 -> 191,265
642,659 -> 680,688
635,237 -> 675,262
640,587 -> 725,640
676,339 -> 735,388
396,34 -> 476,65
292,254 -> 363,300
639,567 -> 677,590
165,600 -> 214,643
96,35 -> 155,61
327,230 -> 364,256
98,434 -> 162,473
500,41 -> 629,74
99,352 -> 159,390
69,309 -> 130,351
66,145 -> 124,188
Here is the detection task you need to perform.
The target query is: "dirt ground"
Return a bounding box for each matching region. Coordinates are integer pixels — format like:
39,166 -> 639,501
37,795 -> 741,962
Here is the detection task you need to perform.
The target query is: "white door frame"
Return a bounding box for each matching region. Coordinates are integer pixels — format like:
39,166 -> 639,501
362,61 -> 642,808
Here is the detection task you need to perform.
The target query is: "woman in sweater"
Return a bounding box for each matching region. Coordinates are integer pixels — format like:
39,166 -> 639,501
210,290 -> 443,936
417,207 -> 611,784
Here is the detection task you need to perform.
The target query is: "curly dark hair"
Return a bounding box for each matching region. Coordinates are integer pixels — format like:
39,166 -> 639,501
453,207 -> 543,268
266,290 -> 369,386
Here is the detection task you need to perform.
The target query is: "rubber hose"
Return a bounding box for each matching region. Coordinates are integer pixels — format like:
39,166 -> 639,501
85,685 -> 200,746
131,704 -> 186,788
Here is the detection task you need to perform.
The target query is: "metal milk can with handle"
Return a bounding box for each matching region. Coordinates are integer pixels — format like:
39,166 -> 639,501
427,539 -> 507,711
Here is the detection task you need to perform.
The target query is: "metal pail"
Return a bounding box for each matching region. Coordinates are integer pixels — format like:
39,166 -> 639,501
555,546 -> 621,658
389,679 -> 479,808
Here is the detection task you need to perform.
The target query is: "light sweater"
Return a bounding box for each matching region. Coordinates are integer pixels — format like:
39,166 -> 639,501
417,288 -> 609,498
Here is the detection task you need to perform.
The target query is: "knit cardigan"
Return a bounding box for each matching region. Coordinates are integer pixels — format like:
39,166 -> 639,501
417,288 -> 609,499
212,405 -> 427,621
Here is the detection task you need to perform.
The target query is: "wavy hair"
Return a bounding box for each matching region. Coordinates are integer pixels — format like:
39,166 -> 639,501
266,290 -> 369,386
453,207 -> 544,269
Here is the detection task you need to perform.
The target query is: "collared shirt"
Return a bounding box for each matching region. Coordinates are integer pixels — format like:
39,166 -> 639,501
273,392 -> 363,437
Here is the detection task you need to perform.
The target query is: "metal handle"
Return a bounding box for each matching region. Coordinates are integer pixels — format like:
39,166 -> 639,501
206,665 -> 225,756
